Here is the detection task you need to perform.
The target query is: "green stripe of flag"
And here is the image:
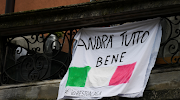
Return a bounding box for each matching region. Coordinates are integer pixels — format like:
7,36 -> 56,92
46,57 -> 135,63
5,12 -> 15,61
66,66 -> 91,87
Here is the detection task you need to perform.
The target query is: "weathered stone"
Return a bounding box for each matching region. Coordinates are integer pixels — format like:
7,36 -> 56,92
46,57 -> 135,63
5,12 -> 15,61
0,0 -> 180,36
0,80 -> 61,100
147,71 -> 180,90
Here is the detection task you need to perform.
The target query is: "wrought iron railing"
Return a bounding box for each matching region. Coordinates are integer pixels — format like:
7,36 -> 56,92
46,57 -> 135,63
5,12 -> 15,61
1,16 -> 180,85
1,29 -> 77,84
157,16 -> 180,66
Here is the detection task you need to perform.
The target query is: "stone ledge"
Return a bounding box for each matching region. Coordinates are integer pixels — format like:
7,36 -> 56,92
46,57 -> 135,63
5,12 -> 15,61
0,79 -> 60,90
0,79 -> 61,100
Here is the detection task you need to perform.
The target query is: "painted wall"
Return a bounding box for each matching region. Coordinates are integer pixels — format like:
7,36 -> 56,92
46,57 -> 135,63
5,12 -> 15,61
0,0 -> 6,14
0,0 -> 89,14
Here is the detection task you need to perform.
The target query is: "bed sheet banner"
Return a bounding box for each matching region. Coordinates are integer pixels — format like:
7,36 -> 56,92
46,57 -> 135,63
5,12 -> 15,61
57,18 -> 162,99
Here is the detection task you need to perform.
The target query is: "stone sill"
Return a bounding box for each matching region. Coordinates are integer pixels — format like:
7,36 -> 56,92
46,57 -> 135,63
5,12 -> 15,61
0,79 -> 61,90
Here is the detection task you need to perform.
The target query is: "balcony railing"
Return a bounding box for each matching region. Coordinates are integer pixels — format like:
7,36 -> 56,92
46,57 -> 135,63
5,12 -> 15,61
1,16 -> 180,85
1,29 -> 77,84
156,16 -> 180,66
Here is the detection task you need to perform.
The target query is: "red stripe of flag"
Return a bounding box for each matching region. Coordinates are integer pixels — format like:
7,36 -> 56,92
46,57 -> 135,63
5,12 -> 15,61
109,62 -> 136,86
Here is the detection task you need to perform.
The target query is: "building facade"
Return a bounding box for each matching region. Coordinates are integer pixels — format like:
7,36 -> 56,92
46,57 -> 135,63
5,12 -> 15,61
0,0 -> 180,99
0,0 -> 90,14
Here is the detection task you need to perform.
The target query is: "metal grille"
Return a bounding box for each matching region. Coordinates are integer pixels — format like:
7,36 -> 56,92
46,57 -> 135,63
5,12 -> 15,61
157,16 -> 180,66
1,29 -> 77,84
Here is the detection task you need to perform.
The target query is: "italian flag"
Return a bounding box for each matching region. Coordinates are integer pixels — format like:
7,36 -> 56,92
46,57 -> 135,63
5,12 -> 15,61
66,62 -> 136,87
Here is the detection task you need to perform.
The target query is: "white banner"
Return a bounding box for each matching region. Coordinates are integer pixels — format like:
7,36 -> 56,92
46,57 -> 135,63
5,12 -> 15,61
57,18 -> 162,99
